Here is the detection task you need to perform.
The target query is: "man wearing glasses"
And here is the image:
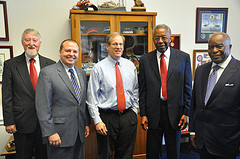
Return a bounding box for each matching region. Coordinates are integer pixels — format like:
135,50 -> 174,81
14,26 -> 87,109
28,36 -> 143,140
139,24 -> 192,159
87,32 -> 139,159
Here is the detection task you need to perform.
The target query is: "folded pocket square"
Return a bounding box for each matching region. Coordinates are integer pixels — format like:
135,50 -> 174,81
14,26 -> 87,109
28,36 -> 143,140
225,83 -> 234,86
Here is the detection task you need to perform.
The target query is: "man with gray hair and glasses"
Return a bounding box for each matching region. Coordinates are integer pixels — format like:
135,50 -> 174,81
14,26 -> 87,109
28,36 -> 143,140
139,24 -> 192,159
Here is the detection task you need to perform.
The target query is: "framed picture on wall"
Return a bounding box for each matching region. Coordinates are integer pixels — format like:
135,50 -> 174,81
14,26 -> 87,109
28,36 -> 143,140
0,1 -> 9,41
0,46 -> 13,83
192,50 -> 211,78
170,34 -> 180,50
195,8 -> 228,43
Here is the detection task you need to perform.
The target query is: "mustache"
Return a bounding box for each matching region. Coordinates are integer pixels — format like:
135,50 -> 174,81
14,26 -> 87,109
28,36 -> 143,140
28,46 -> 36,49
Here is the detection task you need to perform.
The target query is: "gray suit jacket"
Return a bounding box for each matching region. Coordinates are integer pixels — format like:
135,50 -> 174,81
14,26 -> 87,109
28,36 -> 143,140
36,61 -> 90,147
2,53 -> 55,133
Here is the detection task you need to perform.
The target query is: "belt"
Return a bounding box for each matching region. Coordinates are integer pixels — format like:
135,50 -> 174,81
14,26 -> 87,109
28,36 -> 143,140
99,108 -> 130,115
160,99 -> 167,105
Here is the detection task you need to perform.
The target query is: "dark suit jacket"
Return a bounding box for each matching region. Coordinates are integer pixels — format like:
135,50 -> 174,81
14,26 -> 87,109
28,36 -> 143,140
35,61 -> 90,147
189,58 -> 240,157
2,53 -> 55,133
139,48 -> 192,129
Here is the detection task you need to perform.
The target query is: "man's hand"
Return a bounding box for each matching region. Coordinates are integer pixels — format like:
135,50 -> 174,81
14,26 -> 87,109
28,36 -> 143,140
5,125 -> 17,134
95,122 -> 107,135
48,133 -> 61,147
178,115 -> 188,130
141,116 -> 148,131
85,126 -> 90,138
190,135 -> 197,149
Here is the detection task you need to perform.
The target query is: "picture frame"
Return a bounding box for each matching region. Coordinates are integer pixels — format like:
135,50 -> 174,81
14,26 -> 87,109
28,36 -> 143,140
196,8 -> 228,43
192,50 -> 211,78
0,46 -> 13,83
0,1 -> 9,41
171,34 -> 181,50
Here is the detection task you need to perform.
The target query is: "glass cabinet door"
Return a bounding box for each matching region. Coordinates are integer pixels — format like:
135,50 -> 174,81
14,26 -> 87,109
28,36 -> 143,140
120,22 -> 148,68
80,21 -> 110,74
117,14 -> 154,71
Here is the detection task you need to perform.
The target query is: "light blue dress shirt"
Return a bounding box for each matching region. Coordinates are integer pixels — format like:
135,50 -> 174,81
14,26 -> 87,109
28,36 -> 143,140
87,56 -> 139,125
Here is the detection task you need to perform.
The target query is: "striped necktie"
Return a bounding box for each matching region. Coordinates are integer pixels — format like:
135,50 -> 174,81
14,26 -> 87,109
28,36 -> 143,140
69,68 -> 81,102
205,65 -> 220,105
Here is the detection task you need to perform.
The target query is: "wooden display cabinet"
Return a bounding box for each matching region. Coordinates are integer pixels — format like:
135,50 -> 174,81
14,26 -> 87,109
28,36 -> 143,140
70,10 -> 157,159
70,10 -> 156,74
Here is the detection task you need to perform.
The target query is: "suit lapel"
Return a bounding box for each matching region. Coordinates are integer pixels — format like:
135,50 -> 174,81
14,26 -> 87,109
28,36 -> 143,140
57,61 -> 80,103
39,54 -> 49,69
75,66 -> 84,103
149,50 -> 160,80
207,59 -> 239,105
15,53 -> 35,96
201,63 -> 212,106
167,48 -> 180,80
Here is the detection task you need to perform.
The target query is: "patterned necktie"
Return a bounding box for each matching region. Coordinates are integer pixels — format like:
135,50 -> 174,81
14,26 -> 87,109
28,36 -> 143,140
116,62 -> 126,113
30,59 -> 38,92
69,68 -> 81,102
160,53 -> 168,99
205,65 -> 220,105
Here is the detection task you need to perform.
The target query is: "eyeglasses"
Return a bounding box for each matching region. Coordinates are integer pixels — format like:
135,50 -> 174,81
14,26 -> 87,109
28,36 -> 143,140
111,43 -> 123,47
153,36 -> 168,41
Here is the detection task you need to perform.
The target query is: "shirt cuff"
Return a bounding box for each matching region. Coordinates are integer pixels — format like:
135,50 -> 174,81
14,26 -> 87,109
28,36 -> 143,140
92,115 -> 102,125
190,132 -> 195,136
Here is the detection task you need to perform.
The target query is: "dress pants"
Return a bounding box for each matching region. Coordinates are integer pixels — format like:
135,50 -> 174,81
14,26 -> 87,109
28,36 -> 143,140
146,100 -> 181,159
97,108 -> 138,159
13,123 -> 47,159
199,145 -> 236,159
46,134 -> 84,159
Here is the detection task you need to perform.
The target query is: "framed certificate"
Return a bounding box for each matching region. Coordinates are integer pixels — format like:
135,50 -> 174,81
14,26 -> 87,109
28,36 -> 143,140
0,46 -> 13,83
0,1 -> 9,41
195,8 -> 228,43
192,49 -> 211,79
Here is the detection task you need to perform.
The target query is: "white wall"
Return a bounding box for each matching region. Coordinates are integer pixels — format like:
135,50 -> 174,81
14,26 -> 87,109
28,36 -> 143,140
0,0 -> 240,157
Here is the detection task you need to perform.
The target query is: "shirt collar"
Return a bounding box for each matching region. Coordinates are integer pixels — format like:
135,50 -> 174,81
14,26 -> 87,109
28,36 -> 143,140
25,53 -> 39,61
107,55 -> 123,66
212,55 -> 232,69
156,47 -> 170,59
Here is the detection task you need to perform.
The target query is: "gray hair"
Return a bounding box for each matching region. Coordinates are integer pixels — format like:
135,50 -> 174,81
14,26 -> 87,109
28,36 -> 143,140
21,28 -> 41,42
152,24 -> 172,37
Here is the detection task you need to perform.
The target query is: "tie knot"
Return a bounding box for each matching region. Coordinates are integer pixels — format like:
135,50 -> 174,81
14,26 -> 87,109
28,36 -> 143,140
160,53 -> 165,58
116,61 -> 119,66
69,68 -> 74,74
30,58 -> 35,63
213,65 -> 220,71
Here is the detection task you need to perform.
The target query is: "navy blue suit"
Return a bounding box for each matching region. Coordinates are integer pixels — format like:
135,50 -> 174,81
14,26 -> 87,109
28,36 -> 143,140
190,58 -> 240,158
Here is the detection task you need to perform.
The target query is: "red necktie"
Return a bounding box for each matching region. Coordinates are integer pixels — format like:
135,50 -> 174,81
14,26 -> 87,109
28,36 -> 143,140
116,62 -> 126,113
30,59 -> 38,92
160,54 -> 167,99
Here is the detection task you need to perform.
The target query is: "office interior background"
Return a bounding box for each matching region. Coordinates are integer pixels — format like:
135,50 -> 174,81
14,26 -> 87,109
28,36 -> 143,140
0,0 -> 240,157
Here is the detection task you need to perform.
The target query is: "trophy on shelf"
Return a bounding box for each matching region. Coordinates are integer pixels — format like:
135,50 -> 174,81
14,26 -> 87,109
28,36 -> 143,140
131,0 -> 146,12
